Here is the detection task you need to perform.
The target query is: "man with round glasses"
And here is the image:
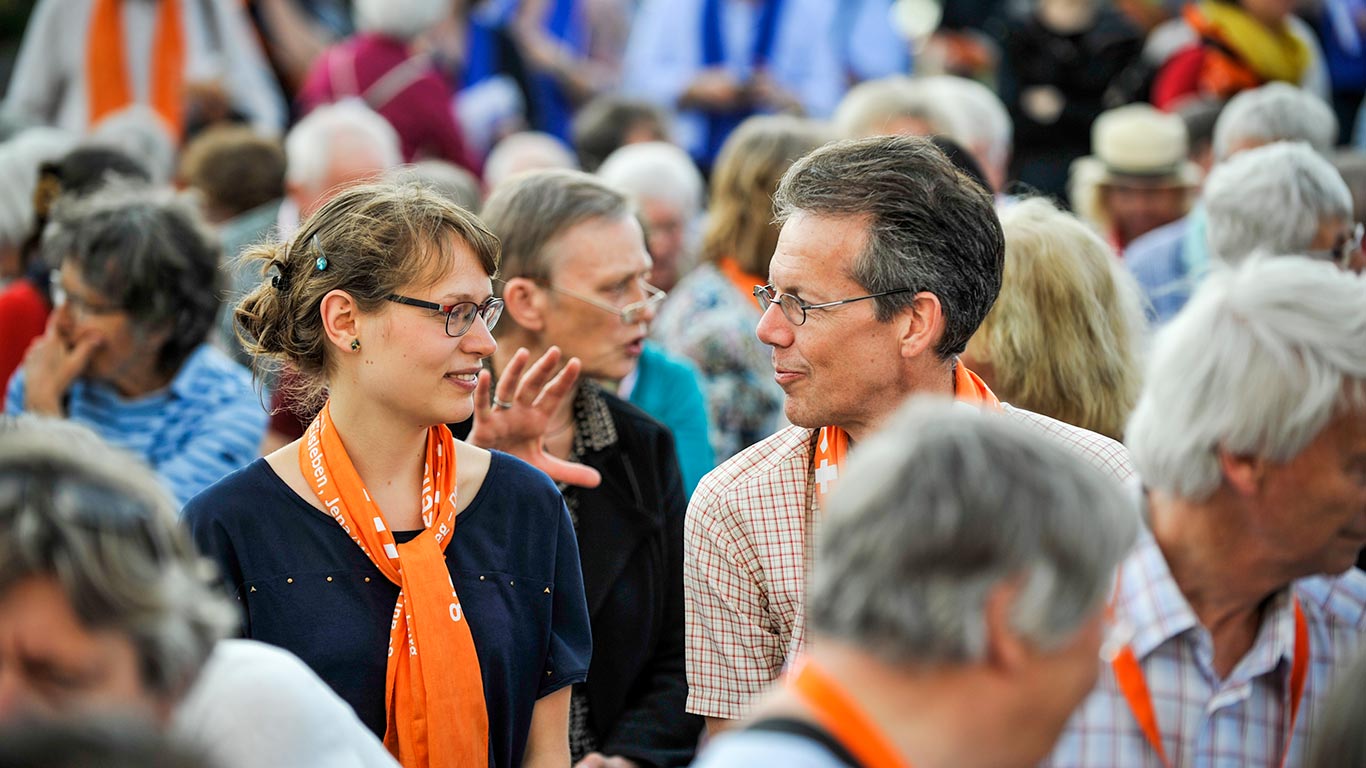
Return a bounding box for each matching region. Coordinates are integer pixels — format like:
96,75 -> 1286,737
684,135 -> 1138,732
473,169 -> 705,767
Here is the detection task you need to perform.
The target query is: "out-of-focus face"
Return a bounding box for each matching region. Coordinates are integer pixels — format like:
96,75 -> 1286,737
1310,217 -> 1365,273
1101,180 -> 1192,247
1016,608 -> 1108,763
1038,0 -> 1097,33
757,211 -> 913,438
539,215 -> 657,381
293,144 -> 391,220
640,196 -> 690,292
50,260 -> 166,394
0,576 -> 164,725
1247,408 -> 1366,578
355,235 -> 499,430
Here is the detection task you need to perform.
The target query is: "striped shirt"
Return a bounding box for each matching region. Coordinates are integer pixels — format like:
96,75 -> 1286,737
683,403 -> 1137,720
6,344 -> 267,508
1043,530 -> 1366,768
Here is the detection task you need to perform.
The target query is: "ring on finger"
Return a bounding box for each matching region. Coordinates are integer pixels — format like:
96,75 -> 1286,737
492,396 -> 514,410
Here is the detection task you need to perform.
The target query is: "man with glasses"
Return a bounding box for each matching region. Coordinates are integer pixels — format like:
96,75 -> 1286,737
473,169 -> 705,767
685,135 -> 1137,732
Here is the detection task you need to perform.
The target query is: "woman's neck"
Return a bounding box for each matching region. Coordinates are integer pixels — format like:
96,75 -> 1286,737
325,385 -> 430,529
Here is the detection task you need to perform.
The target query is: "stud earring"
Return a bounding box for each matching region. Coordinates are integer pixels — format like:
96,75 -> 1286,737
350,339 -> 361,351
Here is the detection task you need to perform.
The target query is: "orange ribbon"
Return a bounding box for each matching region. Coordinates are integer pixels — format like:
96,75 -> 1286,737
814,363 -> 999,510
87,0 -> 186,137
786,655 -> 913,768
1112,598 -> 1309,768
300,402 -> 489,767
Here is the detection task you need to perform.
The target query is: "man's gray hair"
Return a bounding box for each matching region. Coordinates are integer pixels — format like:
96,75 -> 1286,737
774,135 -> 1004,358
0,419 -> 235,698
43,184 -> 222,376
1212,83 -> 1337,162
353,0 -> 449,40
810,399 -> 1138,665
596,141 -> 704,222
1206,141 -> 1353,265
481,168 -> 632,286
284,101 -> 402,190
1127,255 -> 1366,500
920,75 -> 1013,187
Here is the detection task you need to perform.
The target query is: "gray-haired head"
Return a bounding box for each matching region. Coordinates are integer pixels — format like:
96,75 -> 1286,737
483,131 -> 579,191
481,169 -> 632,290
88,105 -> 178,186
353,0 -> 450,40
0,418 -> 235,699
810,398 -> 1138,665
43,184 -> 222,377
1212,83 -> 1337,162
774,135 -> 1004,358
1127,255 -> 1366,500
1205,142 -> 1353,265
596,141 -> 704,224
832,76 -> 956,140
388,160 -> 483,214
0,128 -> 76,251
284,100 -> 402,194
919,75 -> 1013,192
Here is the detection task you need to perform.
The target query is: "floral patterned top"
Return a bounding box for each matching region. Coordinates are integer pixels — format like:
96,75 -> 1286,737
651,263 -> 785,461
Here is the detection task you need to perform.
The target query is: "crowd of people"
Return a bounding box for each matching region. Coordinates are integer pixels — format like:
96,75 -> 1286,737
0,0 -> 1364,766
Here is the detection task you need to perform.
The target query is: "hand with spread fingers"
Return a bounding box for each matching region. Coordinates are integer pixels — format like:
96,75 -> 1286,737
468,345 -> 603,489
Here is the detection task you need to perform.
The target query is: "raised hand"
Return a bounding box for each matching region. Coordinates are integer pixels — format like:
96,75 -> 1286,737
20,315 -> 99,417
468,346 -> 602,489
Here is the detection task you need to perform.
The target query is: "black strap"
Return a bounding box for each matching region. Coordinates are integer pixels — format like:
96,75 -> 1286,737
744,717 -> 865,768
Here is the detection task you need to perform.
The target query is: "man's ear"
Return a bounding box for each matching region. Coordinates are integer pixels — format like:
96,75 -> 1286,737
898,291 -> 946,360
1217,446 -> 1266,498
984,577 -> 1030,675
319,289 -> 361,352
502,277 -> 547,333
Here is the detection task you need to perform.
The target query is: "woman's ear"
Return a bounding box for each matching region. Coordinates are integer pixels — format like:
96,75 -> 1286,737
502,277 -> 547,333
319,289 -> 361,352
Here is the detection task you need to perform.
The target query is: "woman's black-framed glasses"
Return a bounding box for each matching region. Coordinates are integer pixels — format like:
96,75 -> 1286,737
752,284 -> 915,326
386,294 -> 505,337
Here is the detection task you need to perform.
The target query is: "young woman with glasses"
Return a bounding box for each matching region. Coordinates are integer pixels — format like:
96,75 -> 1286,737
184,182 -> 592,768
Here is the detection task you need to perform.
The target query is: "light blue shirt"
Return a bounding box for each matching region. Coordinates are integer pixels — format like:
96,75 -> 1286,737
7,344 -> 267,508
692,730 -> 851,768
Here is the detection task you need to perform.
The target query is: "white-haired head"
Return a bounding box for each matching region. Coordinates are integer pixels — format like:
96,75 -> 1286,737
352,0 -> 451,40
483,131 -> 579,191
1205,141 -> 1353,265
88,105 -> 177,185
1126,255 -> 1366,501
0,127 -> 75,249
832,76 -> 956,140
1212,83 -> 1337,162
285,100 -> 402,213
919,75 -> 1013,193
596,141 -> 703,222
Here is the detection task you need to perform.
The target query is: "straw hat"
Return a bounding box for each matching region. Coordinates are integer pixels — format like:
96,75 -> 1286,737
1078,104 -> 1202,187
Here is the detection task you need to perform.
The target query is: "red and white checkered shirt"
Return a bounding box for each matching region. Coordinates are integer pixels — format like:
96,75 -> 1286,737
1043,530 -> 1366,768
682,404 -> 1137,719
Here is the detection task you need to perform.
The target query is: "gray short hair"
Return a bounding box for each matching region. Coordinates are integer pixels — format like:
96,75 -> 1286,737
0,419 -> 235,699
810,399 -> 1138,665
43,185 -> 222,376
483,131 -> 579,191
1206,142 -> 1353,265
832,76 -> 956,139
774,135 -> 1004,358
596,141 -> 704,222
353,0 -> 449,39
481,168 -> 631,286
388,160 -> 483,214
1212,83 -> 1337,161
1127,256 -> 1366,500
285,101 -> 402,190
919,75 -> 1013,184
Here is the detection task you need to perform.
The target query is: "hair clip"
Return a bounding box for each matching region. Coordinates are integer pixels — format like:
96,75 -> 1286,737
313,235 -> 328,272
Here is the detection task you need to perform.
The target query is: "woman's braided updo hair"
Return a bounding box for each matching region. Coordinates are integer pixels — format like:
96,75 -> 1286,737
234,181 -> 499,407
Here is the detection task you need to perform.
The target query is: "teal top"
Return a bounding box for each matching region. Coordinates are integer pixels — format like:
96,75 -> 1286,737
627,342 -> 716,496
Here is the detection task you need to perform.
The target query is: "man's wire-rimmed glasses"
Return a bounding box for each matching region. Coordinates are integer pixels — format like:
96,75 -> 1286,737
752,284 -> 915,326
544,281 -> 667,325
386,294 -> 505,337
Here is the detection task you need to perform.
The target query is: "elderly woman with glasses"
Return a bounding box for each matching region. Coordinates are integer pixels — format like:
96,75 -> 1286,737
183,182 -> 593,768
4,185 -> 264,507
466,169 -> 703,767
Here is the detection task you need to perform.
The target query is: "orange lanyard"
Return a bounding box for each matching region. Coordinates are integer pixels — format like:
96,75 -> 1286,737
1111,599 -> 1309,768
786,656 -> 913,768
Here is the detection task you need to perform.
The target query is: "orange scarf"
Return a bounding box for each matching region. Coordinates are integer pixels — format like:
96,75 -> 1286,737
814,363 -> 999,510
1184,3 -> 1308,98
717,255 -> 766,306
786,655 -> 913,768
300,403 -> 489,767
87,0 -> 185,137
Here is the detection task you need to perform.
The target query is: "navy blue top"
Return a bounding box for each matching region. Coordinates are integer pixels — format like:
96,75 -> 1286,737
184,451 -> 592,768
